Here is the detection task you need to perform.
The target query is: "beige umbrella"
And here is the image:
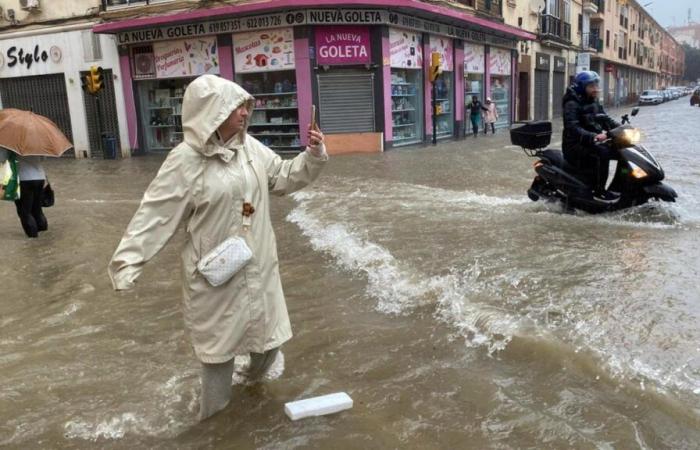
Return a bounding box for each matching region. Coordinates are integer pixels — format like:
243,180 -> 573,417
0,108 -> 73,157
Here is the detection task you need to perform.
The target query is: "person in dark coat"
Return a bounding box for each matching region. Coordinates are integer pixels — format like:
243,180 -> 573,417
467,96 -> 489,137
562,71 -> 621,201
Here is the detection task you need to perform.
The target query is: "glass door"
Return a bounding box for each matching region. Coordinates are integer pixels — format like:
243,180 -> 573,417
391,68 -> 423,146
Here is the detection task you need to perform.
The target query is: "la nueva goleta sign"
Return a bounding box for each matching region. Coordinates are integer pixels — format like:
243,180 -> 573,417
116,9 -> 516,49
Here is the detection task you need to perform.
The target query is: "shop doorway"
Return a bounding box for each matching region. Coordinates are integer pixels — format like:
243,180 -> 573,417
81,69 -> 121,158
0,73 -> 74,156
552,71 -> 566,117
534,69 -> 550,120
518,72 -> 530,121
317,69 -> 375,133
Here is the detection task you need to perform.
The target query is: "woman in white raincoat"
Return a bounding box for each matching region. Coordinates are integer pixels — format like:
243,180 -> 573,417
108,74 -> 327,420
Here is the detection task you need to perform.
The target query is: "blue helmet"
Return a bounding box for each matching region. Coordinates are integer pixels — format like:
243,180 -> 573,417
574,71 -> 601,95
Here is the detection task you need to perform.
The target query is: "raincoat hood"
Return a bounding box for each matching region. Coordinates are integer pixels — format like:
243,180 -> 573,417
182,75 -> 255,155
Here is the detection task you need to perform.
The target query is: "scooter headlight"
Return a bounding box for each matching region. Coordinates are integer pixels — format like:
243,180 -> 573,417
621,128 -> 642,145
628,161 -> 648,179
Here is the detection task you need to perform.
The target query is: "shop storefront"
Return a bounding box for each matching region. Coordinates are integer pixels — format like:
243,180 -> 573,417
463,42 -> 485,134
430,34 -> 454,140
234,28 -> 301,151
488,47 -> 512,129
94,3 -> 534,155
534,52 -> 551,120
552,56 -> 566,117
389,28 -> 424,146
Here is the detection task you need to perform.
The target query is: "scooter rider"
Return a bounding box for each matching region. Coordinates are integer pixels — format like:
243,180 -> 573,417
562,71 -> 621,201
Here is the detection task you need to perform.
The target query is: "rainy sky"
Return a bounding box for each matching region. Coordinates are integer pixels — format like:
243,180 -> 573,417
643,0 -> 697,28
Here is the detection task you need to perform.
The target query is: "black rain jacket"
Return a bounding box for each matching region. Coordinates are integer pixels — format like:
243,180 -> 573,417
562,86 -> 620,167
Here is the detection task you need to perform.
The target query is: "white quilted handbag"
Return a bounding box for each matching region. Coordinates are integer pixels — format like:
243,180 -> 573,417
197,236 -> 252,287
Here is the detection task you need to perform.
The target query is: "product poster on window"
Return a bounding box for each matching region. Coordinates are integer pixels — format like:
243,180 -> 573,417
153,37 -> 219,78
463,43 -> 485,74
389,28 -> 423,69
315,26 -> 371,65
233,28 -> 295,73
430,35 -> 453,71
489,48 -> 511,76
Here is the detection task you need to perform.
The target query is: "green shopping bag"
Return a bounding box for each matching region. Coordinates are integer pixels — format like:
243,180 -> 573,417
1,152 -> 20,201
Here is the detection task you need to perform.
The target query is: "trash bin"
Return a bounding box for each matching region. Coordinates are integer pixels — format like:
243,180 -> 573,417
102,135 -> 117,159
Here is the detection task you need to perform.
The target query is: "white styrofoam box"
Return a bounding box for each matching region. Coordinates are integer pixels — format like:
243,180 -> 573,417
284,392 -> 353,421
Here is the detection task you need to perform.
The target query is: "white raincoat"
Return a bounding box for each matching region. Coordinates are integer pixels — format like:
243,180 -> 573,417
108,75 -> 327,363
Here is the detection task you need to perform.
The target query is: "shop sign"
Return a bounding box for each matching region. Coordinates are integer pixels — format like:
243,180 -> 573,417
153,37 -> 219,78
430,35 -> 453,71
315,26 -> 371,65
489,48 -> 511,76
463,43 -> 485,74
389,28 -> 422,69
535,52 -> 551,71
388,12 -> 517,48
553,56 -> 566,73
233,28 -> 295,73
116,9 -> 516,50
605,63 -> 614,73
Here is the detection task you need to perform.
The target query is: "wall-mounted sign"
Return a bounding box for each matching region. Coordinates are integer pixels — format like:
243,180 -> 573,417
233,28 -> 295,73
116,9 -> 517,49
429,34 -> 453,71
315,26 -> 371,65
153,37 -> 219,78
389,28 -> 422,69
490,48 -> 511,75
5,44 -> 49,70
463,43 -> 485,73
553,56 -> 567,73
535,52 -> 551,71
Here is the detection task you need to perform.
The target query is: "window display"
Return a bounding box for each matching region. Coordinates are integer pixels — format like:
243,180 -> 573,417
137,78 -> 192,152
434,73 -> 453,139
389,28 -> 424,146
489,48 -> 512,129
391,69 -> 423,146
237,70 -> 300,151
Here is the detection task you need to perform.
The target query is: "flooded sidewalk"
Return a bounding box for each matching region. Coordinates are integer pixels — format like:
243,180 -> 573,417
2,103 -> 700,449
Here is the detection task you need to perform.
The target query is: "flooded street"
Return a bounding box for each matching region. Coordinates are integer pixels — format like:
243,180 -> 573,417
2,101 -> 700,449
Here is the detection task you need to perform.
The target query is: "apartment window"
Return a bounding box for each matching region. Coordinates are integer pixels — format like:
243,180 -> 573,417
81,31 -> 103,62
606,30 -> 610,47
564,0 -> 571,22
578,14 -> 583,34
547,0 -> 560,17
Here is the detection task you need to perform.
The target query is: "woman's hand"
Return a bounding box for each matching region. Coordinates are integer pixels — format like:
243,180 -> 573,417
307,123 -> 325,157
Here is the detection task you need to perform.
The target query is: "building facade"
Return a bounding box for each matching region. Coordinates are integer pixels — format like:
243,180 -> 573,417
93,0 -> 536,155
0,0 -> 131,158
669,23 -> 700,50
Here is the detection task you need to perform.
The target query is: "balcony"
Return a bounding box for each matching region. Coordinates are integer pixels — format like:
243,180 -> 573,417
582,32 -> 604,52
540,14 -> 572,44
583,0 -> 598,14
591,0 -> 605,22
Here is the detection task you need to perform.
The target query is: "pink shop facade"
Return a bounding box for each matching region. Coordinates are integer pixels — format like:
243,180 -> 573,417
94,1 -> 535,154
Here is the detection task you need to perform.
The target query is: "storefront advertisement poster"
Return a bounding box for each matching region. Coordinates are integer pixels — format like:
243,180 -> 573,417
463,43 -> 485,74
489,48 -> 511,76
430,35 -> 453,72
315,26 -> 371,65
153,37 -> 219,78
234,28 -> 295,73
389,28 -> 422,69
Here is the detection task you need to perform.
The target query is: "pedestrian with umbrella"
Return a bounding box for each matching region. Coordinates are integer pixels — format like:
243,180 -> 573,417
0,109 -> 72,238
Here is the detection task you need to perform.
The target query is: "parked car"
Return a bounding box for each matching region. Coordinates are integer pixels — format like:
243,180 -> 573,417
638,90 -> 664,105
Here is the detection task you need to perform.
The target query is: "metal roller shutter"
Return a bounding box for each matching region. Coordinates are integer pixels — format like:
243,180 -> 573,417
0,73 -> 74,156
317,70 -> 375,133
552,72 -> 565,117
534,70 -> 550,121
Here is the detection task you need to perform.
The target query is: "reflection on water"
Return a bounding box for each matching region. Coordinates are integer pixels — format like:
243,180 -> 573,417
1,102 -> 699,448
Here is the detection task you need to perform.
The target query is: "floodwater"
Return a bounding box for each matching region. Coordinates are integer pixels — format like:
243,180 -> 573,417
1,100 -> 699,449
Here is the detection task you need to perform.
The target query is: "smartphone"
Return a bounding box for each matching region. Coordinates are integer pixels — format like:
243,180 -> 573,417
310,104 -> 317,130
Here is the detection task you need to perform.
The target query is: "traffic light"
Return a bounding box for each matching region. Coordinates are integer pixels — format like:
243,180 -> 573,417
429,52 -> 442,83
84,66 -> 104,95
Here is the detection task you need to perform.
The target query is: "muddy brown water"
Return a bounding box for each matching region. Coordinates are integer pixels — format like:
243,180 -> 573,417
1,101 -> 699,449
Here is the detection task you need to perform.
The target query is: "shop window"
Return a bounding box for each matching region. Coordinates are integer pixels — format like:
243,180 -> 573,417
137,78 -> 192,152
237,70 -> 300,151
391,69 -> 424,146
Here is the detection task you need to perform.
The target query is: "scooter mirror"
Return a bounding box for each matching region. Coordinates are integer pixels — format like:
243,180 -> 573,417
631,107 -> 640,116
